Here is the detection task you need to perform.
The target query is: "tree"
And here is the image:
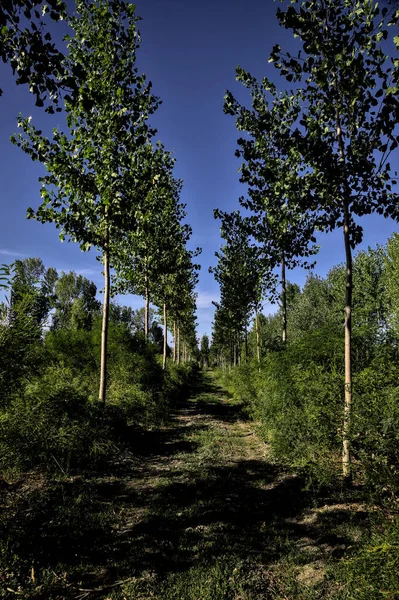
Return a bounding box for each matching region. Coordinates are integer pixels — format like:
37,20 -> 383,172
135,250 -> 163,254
0,258 -> 57,398
13,0 -> 160,403
200,334 -> 210,369
212,210 -> 274,366
52,271 -> 100,331
384,233 -> 399,337
111,145 -> 177,339
268,0 -> 399,478
288,274 -> 335,342
7,258 -> 57,334
224,72 -> 318,343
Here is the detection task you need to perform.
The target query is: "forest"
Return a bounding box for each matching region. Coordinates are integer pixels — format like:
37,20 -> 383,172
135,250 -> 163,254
2,0 -> 399,598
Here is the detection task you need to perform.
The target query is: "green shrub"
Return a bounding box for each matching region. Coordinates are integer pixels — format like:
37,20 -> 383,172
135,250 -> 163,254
254,350 -> 342,486
0,365 -> 110,475
333,517 -> 399,599
352,352 -> 399,499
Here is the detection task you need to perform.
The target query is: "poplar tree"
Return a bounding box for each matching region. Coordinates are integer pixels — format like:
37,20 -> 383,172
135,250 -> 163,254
13,0 -> 160,403
113,157 -> 182,339
213,210 -> 272,363
269,0 -> 399,478
156,245 -> 201,370
224,73 -> 318,343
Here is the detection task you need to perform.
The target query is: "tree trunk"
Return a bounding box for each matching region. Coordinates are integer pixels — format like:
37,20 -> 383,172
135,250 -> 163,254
233,343 -> 237,367
336,92 -> 353,481
245,325 -> 248,360
177,327 -> 181,365
99,230 -> 110,404
163,302 -> 167,370
342,200 -> 353,480
173,320 -> 176,362
256,311 -> 261,370
281,255 -> 287,343
144,282 -> 149,340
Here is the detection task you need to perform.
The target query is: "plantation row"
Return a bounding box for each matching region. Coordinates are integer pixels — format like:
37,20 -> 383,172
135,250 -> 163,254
211,0 -> 399,483
212,238 -> 399,496
1,0 -> 201,409
0,258 -> 198,476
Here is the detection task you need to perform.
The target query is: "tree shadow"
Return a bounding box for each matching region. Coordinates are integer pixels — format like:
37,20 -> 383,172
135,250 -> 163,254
0,375 -> 369,599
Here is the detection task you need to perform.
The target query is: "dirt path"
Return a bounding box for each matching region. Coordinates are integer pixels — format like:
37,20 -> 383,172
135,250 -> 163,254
1,373 -> 373,600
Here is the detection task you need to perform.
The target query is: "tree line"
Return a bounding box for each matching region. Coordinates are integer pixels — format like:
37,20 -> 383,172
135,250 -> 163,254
1,0 -> 201,402
211,0 -> 399,481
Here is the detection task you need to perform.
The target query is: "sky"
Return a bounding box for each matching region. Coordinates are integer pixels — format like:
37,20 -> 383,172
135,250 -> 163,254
1,0 -> 399,340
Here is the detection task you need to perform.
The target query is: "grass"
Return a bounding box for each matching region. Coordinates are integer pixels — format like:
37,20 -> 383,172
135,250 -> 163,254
0,372 -> 394,599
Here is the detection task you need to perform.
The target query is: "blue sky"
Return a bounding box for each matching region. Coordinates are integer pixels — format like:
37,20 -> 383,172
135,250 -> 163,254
1,0 -> 399,340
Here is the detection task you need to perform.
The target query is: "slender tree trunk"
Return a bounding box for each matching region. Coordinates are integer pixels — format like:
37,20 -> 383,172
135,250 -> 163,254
335,92 -> 353,480
281,255 -> 287,343
336,92 -> 353,481
144,282 -> 149,341
163,302 -> 167,370
99,229 -> 110,404
342,201 -> 353,480
233,343 -> 237,367
177,327 -> 181,365
173,320 -> 176,362
245,325 -> 248,360
256,312 -> 261,363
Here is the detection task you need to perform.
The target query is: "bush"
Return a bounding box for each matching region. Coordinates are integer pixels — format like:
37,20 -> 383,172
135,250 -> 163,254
216,332 -> 399,495
333,517 -> 399,599
253,348 -> 343,486
0,357 -> 199,477
0,365 -> 105,475
352,351 -> 399,499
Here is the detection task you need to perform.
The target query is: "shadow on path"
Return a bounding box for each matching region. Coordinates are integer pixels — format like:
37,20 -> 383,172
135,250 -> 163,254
0,373 -> 368,599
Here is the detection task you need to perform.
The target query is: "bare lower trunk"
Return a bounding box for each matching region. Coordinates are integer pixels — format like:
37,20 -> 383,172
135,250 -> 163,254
282,255 -> 287,343
163,303 -> 167,370
173,320 -> 176,362
177,327 -> 181,365
335,92 -> 353,481
245,325 -> 248,360
342,200 -> 353,480
233,343 -> 237,367
99,234 -> 110,404
256,312 -> 261,363
144,284 -> 149,340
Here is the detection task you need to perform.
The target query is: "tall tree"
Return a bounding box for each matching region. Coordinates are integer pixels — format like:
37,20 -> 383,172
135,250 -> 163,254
212,210 -> 273,365
13,0 -> 160,403
52,271 -> 100,331
200,334 -> 210,369
269,0 -> 399,478
224,73 -> 318,344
